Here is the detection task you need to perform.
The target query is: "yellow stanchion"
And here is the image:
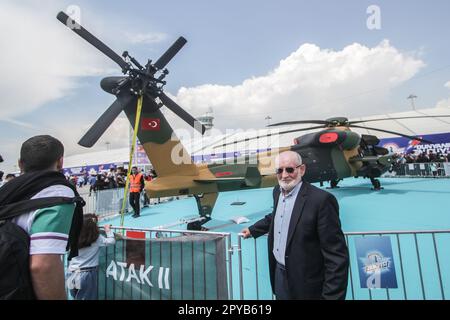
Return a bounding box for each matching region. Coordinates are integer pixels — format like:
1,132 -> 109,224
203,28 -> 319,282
119,95 -> 144,231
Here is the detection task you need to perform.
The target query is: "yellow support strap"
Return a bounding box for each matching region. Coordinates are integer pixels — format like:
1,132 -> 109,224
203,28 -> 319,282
119,95 -> 144,230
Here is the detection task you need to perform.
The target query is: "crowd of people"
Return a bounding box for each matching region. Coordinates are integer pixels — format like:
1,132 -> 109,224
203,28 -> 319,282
65,167 -> 156,193
1,167 -> 156,193
392,150 -> 450,164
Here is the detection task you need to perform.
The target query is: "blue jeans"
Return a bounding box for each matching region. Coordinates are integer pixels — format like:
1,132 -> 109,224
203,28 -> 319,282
67,267 -> 98,300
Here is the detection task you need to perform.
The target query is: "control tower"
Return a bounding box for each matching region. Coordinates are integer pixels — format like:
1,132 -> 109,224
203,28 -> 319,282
196,107 -> 214,131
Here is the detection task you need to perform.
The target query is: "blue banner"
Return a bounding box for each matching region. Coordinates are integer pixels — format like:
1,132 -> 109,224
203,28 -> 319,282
63,162 -> 126,176
379,132 -> 450,155
191,148 -> 272,163
135,138 -> 150,165
355,237 -> 398,289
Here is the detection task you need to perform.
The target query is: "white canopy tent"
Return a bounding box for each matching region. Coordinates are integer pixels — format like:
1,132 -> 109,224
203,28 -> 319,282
63,107 -> 450,169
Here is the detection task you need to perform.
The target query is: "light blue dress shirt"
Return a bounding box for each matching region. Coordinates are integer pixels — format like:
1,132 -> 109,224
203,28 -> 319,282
273,181 -> 303,266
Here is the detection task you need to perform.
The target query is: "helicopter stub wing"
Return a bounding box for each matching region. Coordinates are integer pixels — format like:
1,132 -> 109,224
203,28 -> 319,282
195,164 -> 263,187
194,177 -> 246,183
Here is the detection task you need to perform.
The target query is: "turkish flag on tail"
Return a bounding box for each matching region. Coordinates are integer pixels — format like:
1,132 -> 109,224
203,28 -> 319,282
141,118 -> 160,131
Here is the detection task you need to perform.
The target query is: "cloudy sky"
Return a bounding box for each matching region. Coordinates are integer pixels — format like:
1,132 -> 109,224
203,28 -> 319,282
1,0 -> 450,173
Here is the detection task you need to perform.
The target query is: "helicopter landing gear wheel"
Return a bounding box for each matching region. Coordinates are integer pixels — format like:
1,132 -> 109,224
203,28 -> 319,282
327,179 -> 340,189
370,178 -> 383,190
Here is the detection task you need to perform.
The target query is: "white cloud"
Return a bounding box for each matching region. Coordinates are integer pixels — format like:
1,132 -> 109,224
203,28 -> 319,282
0,118 -> 38,130
21,105 -> 132,159
65,116 -> 131,157
125,32 -> 167,44
0,1 -> 113,119
0,138 -> 22,173
435,98 -> 450,109
434,81 -> 450,109
174,40 -> 425,130
0,1 -> 139,172
0,112 -> 131,174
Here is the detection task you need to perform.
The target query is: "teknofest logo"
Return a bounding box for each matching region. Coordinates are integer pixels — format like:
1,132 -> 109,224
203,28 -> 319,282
361,251 -> 392,288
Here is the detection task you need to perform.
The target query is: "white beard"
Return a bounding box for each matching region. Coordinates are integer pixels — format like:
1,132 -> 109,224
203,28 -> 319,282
279,179 -> 300,192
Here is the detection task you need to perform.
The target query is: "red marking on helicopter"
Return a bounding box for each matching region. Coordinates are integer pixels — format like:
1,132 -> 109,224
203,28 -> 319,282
319,132 -> 338,143
141,118 -> 160,130
215,171 -> 233,177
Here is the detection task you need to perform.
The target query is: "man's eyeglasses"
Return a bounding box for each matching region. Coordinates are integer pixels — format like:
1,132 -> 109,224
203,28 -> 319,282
275,165 -> 302,175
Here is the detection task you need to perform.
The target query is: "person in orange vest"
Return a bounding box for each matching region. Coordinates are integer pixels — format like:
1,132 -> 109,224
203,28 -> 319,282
129,166 -> 144,218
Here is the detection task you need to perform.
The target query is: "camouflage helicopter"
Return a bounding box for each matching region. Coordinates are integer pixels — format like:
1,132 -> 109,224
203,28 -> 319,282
213,114 -> 448,190
57,12 -> 448,230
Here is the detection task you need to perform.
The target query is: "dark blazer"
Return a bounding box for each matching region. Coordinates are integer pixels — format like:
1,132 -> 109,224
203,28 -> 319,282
249,181 -> 349,300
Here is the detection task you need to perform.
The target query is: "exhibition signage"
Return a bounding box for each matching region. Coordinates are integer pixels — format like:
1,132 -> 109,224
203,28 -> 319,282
97,233 -> 229,300
135,138 -> 151,165
355,236 -> 398,289
379,132 -> 450,155
63,162 -> 125,175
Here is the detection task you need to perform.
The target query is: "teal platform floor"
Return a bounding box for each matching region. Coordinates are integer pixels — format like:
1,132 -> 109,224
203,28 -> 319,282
103,177 -> 450,233
101,178 -> 450,300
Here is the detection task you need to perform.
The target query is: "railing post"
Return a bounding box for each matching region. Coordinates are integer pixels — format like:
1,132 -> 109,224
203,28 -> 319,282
414,233 -> 426,300
227,234 -> 234,300
254,238 -> 259,300
396,234 -> 407,300
345,234 -> 355,300
237,236 -> 244,300
432,233 -> 445,300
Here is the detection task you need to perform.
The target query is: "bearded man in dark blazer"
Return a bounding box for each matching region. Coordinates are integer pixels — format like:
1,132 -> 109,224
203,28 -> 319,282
242,151 -> 349,300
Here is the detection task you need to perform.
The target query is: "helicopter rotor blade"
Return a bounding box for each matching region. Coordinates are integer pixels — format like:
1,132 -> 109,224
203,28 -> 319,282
143,93 -> 162,110
350,115 -> 450,125
153,37 -> 187,71
57,11 -> 129,71
78,94 -> 135,148
268,120 -> 330,127
158,92 -> 205,134
348,124 -> 434,144
215,125 -> 326,149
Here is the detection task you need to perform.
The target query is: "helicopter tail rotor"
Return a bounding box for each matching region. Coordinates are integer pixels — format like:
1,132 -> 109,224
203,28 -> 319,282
57,11 -> 205,147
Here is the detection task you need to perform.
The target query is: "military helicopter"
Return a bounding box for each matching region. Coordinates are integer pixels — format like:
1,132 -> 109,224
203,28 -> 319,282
57,12 -> 449,230
214,114 -> 450,191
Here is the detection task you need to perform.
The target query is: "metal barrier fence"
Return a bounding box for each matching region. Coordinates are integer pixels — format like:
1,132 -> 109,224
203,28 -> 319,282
78,188 -> 184,220
65,222 -> 450,300
391,162 -> 450,177
236,229 -> 450,300
77,188 -> 130,220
